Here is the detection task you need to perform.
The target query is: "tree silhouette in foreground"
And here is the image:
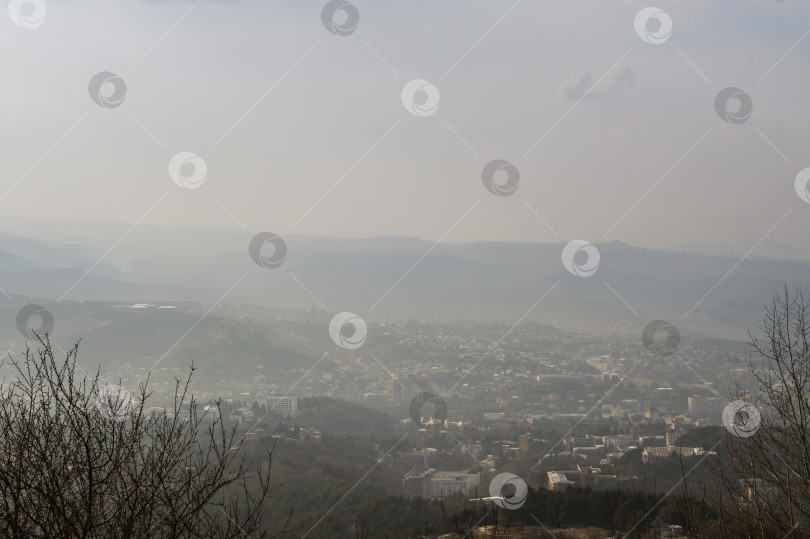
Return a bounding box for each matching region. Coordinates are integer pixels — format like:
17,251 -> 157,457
0,336 -> 291,538
713,286 -> 810,537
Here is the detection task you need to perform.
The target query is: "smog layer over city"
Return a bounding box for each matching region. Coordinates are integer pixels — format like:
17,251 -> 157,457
1,1 -> 810,537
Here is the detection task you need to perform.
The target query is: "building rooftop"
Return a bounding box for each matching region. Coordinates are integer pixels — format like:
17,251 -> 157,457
547,472 -> 576,486
432,471 -> 479,481
404,466 -> 434,480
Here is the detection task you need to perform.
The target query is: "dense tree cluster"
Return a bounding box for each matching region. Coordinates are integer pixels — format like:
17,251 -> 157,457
0,337 -> 290,538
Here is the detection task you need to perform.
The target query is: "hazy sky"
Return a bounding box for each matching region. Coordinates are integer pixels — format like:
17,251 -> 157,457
2,0 -> 809,253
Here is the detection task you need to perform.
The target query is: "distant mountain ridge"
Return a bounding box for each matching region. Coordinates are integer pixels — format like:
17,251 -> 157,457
0,226 -> 808,340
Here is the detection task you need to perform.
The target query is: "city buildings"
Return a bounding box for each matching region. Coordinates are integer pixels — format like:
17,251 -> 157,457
533,418 -> 605,436
430,471 -> 481,498
603,434 -> 636,451
389,378 -> 422,404
546,465 -> 635,491
403,466 -> 481,499
688,395 -> 724,421
403,466 -> 434,499
642,446 -> 710,464
267,395 -> 297,415
665,428 -> 684,447
547,471 -> 576,490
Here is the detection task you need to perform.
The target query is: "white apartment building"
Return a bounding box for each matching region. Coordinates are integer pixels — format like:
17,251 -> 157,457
429,471 -> 480,498
267,395 -> 298,415
688,396 -> 723,421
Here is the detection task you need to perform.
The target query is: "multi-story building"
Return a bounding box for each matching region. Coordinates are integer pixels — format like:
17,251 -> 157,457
389,377 -> 433,404
547,465 -> 634,491
390,379 -> 416,404
519,433 -> 531,452
403,466 -> 434,499
665,428 -> 684,447
688,396 -> 724,421
429,471 -> 480,498
642,446 -> 708,464
603,434 -> 635,451
547,471 -> 577,490
573,445 -> 606,462
403,467 -> 481,499
267,395 -> 297,415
